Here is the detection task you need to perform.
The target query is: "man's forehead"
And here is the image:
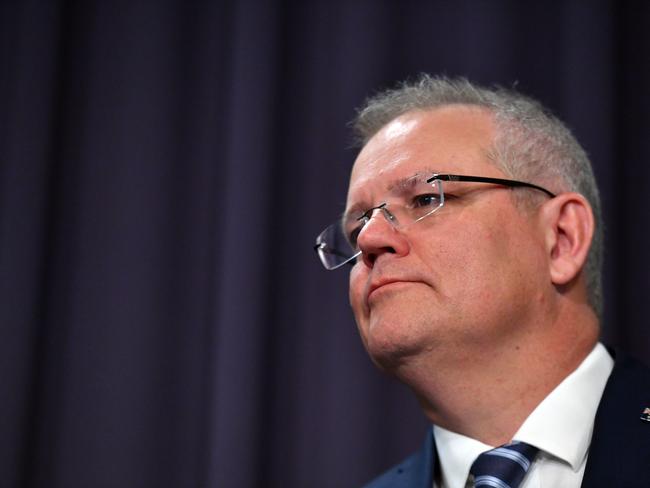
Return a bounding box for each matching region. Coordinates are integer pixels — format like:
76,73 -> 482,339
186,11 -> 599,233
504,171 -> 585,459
368,104 -> 495,147
380,116 -> 420,141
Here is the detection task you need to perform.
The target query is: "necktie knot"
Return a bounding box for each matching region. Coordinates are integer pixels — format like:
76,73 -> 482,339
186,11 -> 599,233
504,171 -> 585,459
469,441 -> 539,488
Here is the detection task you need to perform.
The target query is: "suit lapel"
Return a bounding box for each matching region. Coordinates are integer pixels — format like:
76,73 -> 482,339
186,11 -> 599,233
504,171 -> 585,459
580,350 -> 650,487
363,429 -> 436,487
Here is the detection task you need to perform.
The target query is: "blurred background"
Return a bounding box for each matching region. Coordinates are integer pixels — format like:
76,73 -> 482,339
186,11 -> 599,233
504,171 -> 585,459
1,1 -> 649,487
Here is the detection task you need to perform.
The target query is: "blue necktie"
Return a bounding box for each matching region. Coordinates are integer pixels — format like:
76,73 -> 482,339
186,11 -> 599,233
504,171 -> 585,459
469,441 -> 539,488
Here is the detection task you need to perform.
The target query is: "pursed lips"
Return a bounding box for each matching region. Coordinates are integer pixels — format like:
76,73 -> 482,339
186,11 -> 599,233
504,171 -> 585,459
365,278 -> 417,305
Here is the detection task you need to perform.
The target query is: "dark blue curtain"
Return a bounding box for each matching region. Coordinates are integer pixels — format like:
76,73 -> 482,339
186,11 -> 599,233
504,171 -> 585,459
1,1 -> 648,487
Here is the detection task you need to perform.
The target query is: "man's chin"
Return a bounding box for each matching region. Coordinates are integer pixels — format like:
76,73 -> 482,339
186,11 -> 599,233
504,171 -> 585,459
364,326 -> 425,373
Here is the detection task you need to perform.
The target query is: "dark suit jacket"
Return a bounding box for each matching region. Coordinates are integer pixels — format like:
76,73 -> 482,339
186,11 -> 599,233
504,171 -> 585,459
363,350 -> 650,487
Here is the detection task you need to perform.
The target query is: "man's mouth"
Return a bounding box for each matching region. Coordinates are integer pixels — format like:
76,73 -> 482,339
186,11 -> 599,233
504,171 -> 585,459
367,279 -> 414,303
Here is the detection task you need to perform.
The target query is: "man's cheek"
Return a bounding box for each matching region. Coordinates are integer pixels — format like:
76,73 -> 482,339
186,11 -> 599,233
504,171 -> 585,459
348,266 -> 363,303
349,268 -> 369,326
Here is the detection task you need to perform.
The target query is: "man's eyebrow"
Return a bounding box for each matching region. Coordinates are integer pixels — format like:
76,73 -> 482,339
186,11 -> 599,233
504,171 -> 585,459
386,168 -> 439,192
387,175 -> 422,193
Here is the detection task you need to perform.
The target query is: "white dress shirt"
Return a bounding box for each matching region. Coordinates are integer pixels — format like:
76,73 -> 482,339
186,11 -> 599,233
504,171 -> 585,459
433,343 -> 614,488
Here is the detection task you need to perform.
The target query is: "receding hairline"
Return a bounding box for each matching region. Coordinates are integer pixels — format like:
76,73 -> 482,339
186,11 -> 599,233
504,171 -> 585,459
355,102 -> 500,146
352,76 -> 513,146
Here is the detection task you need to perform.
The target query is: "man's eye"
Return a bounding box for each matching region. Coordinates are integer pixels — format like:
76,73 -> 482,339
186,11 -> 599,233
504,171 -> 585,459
412,193 -> 441,208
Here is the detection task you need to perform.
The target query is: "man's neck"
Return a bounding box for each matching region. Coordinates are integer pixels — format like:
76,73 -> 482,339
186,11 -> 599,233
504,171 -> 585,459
394,308 -> 600,446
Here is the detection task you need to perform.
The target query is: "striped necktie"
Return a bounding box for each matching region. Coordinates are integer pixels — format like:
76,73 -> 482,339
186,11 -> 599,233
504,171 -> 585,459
469,441 -> 539,488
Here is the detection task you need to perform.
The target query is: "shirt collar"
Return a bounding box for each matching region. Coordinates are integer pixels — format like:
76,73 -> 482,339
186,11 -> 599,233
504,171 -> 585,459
433,425 -> 489,488
433,343 -> 614,488
513,342 -> 613,470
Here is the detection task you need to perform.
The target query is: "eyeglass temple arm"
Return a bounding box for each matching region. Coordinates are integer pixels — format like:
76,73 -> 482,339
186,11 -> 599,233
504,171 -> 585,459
313,243 -> 357,268
426,174 -> 556,198
313,243 -> 351,259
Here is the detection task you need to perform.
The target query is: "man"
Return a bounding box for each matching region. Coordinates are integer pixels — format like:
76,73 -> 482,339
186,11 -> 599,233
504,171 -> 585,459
314,76 -> 650,487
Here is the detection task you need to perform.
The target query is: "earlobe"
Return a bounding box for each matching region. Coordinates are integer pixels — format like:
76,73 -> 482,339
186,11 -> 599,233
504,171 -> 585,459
543,193 -> 595,286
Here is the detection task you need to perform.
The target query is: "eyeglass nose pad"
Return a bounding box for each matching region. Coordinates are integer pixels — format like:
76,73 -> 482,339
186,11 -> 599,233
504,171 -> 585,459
379,205 -> 398,225
364,203 -> 398,228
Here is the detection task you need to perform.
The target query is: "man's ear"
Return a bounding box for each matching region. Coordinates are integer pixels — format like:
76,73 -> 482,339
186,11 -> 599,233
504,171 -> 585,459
540,192 -> 595,285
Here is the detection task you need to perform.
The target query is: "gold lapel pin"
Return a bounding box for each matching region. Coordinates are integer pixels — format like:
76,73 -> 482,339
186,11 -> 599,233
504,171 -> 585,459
641,407 -> 650,422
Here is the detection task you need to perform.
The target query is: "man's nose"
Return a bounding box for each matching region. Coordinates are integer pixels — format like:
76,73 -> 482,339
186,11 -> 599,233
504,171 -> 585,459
356,207 -> 409,267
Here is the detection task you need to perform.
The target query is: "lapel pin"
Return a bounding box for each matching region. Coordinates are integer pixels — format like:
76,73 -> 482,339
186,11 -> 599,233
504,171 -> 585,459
641,407 -> 650,423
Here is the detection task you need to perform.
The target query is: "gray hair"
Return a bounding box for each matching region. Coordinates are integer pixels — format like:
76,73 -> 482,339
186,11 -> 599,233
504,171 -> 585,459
353,75 -> 603,318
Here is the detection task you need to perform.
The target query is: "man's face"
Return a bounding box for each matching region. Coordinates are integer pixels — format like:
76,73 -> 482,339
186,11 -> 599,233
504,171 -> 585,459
346,106 -> 549,370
